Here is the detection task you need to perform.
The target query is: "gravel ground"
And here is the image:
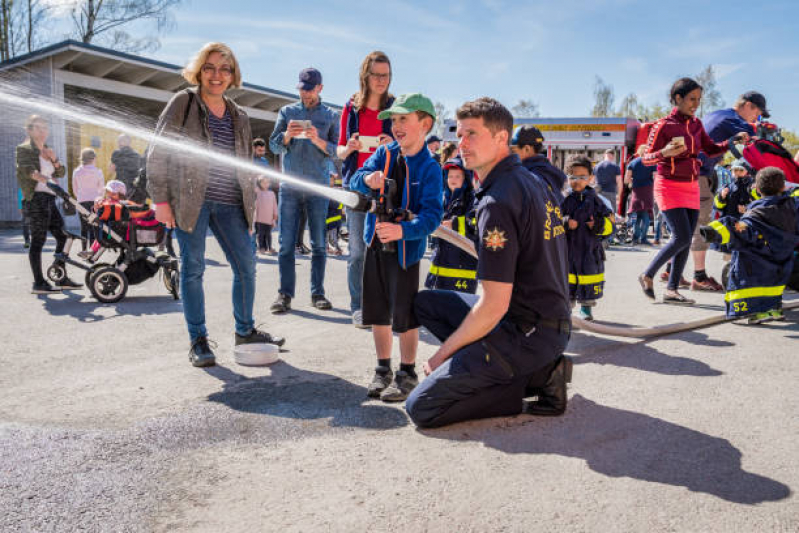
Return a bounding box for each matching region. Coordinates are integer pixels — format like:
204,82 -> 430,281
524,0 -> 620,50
0,229 -> 796,532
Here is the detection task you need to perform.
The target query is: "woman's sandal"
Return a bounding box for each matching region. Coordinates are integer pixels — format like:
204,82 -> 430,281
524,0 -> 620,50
638,274 -> 655,300
663,291 -> 696,305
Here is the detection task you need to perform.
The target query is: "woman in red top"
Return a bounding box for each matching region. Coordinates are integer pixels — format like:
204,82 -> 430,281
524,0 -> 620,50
638,78 -> 749,304
337,51 -> 395,327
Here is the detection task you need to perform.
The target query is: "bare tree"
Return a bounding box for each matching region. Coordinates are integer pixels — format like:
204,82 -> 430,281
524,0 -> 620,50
511,98 -> 540,118
615,93 -> 639,118
68,0 -> 183,53
433,101 -> 451,139
695,64 -> 724,118
591,76 -> 615,117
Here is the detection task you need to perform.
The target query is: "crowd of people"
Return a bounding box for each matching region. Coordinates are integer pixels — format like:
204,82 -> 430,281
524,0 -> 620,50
14,42 -> 799,428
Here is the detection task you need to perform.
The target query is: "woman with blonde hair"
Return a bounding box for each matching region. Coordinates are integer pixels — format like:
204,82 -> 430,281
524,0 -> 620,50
16,115 -> 81,293
336,50 -> 395,327
147,42 -> 284,368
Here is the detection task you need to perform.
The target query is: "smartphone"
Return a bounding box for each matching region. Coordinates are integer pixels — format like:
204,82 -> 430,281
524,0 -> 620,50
672,136 -> 685,147
358,135 -> 380,153
289,119 -> 312,139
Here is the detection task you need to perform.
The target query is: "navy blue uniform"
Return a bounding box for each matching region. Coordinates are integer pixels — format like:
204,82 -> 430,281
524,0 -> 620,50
521,155 -> 567,203
425,159 -> 478,293
707,194 -> 798,318
712,177 -> 757,253
561,186 -> 613,303
407,154 -> 570,428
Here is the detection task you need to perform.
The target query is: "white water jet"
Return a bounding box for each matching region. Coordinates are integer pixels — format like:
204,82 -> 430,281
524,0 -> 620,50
0,85 -> 361,208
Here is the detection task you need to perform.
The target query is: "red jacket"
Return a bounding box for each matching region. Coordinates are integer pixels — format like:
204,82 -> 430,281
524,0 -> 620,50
643,108 -> 728,182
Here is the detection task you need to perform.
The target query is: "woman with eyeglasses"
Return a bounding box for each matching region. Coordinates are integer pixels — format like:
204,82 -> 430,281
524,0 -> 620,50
336,51 -> 395,328
147,42 -> 284,368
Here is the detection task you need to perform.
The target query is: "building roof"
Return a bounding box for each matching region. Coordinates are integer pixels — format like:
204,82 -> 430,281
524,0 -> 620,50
0,39 -> 340,115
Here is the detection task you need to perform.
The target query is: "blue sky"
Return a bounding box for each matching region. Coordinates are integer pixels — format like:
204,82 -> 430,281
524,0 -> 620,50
146,0 -> 799,130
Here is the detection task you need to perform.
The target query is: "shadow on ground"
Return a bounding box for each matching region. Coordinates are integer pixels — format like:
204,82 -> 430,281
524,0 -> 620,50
204,362 -> 409,430
38,289 -> 182,322
422,394 -> 791,505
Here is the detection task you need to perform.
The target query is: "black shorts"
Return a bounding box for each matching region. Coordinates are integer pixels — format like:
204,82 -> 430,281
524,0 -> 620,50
362,244 -> 420,333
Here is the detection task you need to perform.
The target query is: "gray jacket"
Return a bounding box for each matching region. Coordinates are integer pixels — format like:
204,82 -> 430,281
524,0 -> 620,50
147,87 -> 255,233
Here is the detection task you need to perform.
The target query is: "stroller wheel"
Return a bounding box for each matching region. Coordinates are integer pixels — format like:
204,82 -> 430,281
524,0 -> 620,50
47,263 -> 66,283
169,270 -> 180,300
85,263 -> 112,288
89,266 -> 128,304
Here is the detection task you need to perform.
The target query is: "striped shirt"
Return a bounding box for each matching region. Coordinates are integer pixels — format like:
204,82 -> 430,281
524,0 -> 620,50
205,110 -> 242,205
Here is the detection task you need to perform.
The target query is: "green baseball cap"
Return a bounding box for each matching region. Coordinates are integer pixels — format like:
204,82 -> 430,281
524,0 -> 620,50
377,93 -> 437,121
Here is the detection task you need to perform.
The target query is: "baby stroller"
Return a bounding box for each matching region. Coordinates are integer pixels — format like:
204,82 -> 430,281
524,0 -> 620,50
45,182 -> 179,304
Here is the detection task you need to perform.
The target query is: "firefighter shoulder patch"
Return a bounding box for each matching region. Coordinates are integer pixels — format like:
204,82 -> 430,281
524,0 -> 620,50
483,227 -> 508,251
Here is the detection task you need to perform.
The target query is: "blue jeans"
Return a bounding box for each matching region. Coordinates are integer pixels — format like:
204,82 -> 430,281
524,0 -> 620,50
175,201 -> 256,341
632,210 -> 651,243
278,190 -> 328,298
346,208 -> 366,312
644,208 -> 699,290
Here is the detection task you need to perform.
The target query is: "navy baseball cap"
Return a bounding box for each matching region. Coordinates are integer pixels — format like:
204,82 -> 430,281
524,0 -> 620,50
297,68 -> 322,91
741,91 -> 770,118
511,125 -> 544,147
427,135 -> 442,144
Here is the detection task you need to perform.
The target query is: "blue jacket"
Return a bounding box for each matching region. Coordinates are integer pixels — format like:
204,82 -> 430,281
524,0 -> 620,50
561,186 -> 613,301
521,155 -> 567,203
350,142 -> 443,268
699,108 -> 755,176
426,157 -> 478,292
269,101 -> 339,190
340,98 -> 394,189
708,194 -> 798,317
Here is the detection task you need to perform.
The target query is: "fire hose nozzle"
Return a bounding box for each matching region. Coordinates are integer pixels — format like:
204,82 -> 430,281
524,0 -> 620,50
350,192 -> 377,213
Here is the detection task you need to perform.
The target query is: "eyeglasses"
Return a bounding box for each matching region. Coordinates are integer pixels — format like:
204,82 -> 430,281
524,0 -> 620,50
567,175 -> 589,180
201,64 -> 233,77
369,72 -> 390,80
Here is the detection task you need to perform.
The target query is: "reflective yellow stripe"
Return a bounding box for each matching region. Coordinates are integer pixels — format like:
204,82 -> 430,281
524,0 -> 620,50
751,189 -> 761,200
725,285 -> 785,302
790,188 -> 799,197
599,217 -> 613,236
429,265 -> 477,279
457,216 -> 466,236
708,220 -> 730,244
714,195 -> 727,209
568,273 -> 605,285
326,215 -> 342,224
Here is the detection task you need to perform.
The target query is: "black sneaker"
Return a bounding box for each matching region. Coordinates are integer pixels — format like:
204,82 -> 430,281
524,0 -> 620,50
380,370 -> 418,402
189,337 -> 216,367
367,366 -> 393,398
235,327 -> 286,347
31,281 -> 61,294
270,293 -> 291,314
57,277 -> 82,289
311,294 -> 332,310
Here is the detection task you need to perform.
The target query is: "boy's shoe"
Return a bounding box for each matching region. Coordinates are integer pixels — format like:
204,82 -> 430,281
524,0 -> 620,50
578,305 -> 593,321
56,277 -> 82,289
747,312 -> 774,325
189,337 -> 216,367
235,327 -> 286,347
270,293 -> 291,314
367,366 -> 393,398
380,370 -> 418,402
31,281 -> 61,294
691,277 -> 723,291
769,309 -> 786,321
311,294 -> 333,310
352,309 -> 370,329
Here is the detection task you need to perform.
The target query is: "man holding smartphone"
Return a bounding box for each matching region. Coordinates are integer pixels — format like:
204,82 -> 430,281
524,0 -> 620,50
269,67 -> 340,314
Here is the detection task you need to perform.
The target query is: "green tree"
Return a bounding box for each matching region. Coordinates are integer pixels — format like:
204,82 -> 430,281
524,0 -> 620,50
781,129 -> 799,155
695,64 -> 724,118
591,76 -> 615,117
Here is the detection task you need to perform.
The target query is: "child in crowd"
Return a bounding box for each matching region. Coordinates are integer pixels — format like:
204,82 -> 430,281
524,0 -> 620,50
255,177 -> 278,255
72,147 -> 105,258
701,167 -> 798,324
425,156 -> 478,293
713,159 -> 757,263
561,154 -> 614,320
350,93 -> 443,402
326,201 -> 345,255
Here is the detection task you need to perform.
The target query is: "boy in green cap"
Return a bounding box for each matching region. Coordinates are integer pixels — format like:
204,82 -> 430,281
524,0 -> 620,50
350,93 -> 444,402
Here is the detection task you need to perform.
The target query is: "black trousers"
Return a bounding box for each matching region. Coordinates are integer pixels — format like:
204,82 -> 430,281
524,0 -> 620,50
28,192 -> 67,284
256,222 -> 273,251
78,201 -> 96,250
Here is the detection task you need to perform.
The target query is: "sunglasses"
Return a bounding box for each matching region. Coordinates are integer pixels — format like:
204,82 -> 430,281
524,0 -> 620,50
567,175 -> 589,180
